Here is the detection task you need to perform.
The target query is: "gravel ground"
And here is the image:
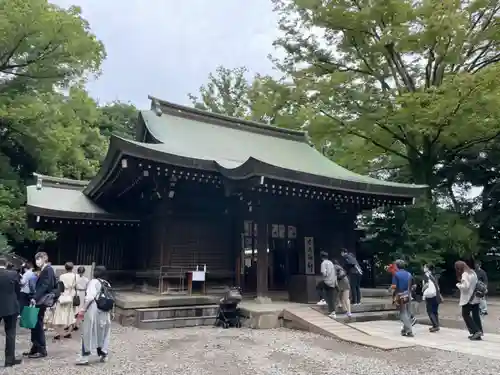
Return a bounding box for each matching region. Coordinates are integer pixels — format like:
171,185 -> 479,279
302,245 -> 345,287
1,324 -> 500,375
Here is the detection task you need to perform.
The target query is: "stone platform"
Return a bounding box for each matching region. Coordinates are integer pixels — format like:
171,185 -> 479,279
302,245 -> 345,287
114,291 -> 219,326
113,289 -> 401,329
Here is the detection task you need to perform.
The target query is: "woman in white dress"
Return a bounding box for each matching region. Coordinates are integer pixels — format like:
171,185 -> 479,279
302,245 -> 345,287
52,262 -> 77,340
74,266 -> 89,330
76,265 -> 112,365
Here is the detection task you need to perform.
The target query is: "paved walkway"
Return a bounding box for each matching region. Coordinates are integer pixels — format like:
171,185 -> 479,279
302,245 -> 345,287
351,320 -> 500,360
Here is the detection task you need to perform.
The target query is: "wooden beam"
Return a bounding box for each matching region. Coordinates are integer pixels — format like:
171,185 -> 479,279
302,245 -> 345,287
255,207 -> 269,298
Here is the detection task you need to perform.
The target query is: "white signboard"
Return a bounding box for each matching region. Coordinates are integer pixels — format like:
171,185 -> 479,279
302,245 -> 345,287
191,271 -> 206,282
304,237 -> 315,274
278,224 -> 286,238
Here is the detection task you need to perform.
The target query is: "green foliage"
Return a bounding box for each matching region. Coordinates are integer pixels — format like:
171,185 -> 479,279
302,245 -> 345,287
98,102 -> 138,139
361,202 -> 478,271
0,233 -> 12,255
0,0 -> 105,87
188,65 -> 313,129
189,66 -> 252,118
0,0 -> 108,246
272,0 -> 500,189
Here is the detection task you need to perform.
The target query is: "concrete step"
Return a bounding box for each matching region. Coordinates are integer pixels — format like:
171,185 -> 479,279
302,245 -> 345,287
137,315 -> 217,329
361,288 -> 392,298
335,311 -> 400,323
311,300 -> 396,314
136,304 -> 219,321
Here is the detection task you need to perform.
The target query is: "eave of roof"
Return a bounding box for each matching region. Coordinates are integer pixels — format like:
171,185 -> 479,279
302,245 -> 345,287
26,184 -> 138,221
84,134 -> 426,199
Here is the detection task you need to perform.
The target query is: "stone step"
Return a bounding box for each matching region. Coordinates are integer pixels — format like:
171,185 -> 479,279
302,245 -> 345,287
136,304 -> 219,321
137,315 -> 217,329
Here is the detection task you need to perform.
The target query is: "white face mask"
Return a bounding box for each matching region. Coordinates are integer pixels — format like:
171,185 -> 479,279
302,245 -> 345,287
423,267 -> 429,273
35,259 -> 44,267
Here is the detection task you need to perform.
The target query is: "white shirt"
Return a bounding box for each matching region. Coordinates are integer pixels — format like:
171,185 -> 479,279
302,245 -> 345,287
320,260 -> 337,288
457,271 -> 478,306
20,269 -> 34,294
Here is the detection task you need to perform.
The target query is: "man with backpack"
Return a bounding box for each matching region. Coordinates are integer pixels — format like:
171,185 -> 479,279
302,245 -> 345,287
341,249 -> 363,305
76,265 -> 114,366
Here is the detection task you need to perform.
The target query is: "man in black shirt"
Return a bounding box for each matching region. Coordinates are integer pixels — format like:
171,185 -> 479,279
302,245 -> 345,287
0,266 -> 22,367
475,261 -> 488,315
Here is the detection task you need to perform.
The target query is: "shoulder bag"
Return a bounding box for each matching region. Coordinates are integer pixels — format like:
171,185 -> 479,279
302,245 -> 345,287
72,274 -> 80,307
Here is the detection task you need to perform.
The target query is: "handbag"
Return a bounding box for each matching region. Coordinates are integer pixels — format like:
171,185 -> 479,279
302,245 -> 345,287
72,274 -> 80,307
20,305 -> 40,329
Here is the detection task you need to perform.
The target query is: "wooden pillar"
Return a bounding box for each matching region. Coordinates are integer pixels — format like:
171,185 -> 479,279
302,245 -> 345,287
255,210 -> 268,298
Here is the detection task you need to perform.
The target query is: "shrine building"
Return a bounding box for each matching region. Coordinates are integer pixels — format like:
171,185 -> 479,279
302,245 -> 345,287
25,97 -> 426,298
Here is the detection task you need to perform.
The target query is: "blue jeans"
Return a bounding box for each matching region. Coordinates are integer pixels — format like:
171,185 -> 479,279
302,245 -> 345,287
399,302 -> 412,333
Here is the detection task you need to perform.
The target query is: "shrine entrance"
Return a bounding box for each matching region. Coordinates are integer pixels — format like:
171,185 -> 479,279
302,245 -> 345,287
240,221 -> 299,292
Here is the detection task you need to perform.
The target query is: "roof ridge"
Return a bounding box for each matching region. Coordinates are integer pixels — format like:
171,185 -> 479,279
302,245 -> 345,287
33,173 -> 89,190
148,95 -> 310,143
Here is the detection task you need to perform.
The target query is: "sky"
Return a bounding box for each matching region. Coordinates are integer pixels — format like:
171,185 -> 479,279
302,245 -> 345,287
52,0 -> 280,109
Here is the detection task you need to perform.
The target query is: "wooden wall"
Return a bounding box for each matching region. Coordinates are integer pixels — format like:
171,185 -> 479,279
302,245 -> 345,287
56,226 -> 140,271
142,213 -> 235,277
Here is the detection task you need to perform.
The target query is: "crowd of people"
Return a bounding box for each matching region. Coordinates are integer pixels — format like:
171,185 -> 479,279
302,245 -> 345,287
315,248 -> 364,319
316,250 -> 490,341
0,252 -> 114,367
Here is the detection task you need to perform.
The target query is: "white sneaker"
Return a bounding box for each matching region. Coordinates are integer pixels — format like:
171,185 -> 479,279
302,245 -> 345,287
75,356 -> 89,365
317,299 -> 327,306
328,312 -> 337,319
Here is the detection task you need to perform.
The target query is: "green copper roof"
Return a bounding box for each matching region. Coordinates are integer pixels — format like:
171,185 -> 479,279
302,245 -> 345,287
26,182 -> 137,221
129,99 -> 427,198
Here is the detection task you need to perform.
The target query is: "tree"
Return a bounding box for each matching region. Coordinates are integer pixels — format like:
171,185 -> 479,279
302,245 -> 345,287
0,0 -> 105,89
362,202 -> 478,267
189,66 -> 317,133
0,86 -> 107,242
0,233 -> 12,255
272,0 -> 500,194
189,66 -> 252,118
0,0 -> 107,246
98,102 -> 138,139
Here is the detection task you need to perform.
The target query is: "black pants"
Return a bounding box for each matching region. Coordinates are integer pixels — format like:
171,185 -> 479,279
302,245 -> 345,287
1,314 -> 17,365
461,303 -> 482,335
349,273 -> 361,304
425,297 -> 440,328
19,293 -> 31,314
316,281 -> 338,313
30,306 -> 47,354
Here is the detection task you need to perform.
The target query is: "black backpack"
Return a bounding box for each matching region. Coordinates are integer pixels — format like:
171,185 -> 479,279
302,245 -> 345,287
473,279 -> 488,299
94,279 -> 115,312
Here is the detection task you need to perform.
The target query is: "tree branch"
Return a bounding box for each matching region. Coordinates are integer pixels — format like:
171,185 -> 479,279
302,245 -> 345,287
429,83 -> 480,147
447,131 -> 500,157
319,109 -> 409,160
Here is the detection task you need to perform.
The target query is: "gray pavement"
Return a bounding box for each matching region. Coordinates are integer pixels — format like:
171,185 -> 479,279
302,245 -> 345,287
1,324 -> 500,374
